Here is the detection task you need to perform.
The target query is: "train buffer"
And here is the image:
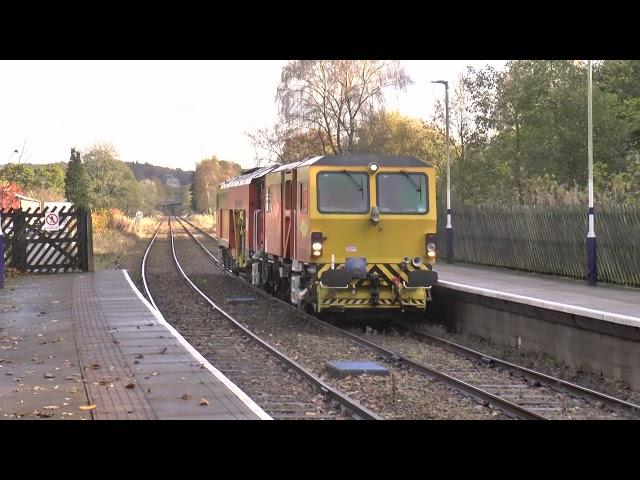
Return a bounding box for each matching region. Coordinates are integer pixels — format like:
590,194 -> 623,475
0,270 -> 270,420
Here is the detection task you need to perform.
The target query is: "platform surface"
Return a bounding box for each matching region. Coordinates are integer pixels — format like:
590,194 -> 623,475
435,263 -> 640,327
0,270 -> 270,420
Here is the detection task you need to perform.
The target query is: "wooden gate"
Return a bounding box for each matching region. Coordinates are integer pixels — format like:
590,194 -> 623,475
1,205 -> 93,273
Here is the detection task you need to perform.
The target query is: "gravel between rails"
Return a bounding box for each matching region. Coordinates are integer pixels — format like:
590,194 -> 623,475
173,224 -> 506,419
411,322 -> 640,409
176,222 -> 640,419
145,224 -> 352,420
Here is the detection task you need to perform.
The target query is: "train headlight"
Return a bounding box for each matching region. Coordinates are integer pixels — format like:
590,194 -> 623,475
368,162 -> 379,173
311,232 -> 324,257
425,234 -> 437,258
412,256 -> 423,267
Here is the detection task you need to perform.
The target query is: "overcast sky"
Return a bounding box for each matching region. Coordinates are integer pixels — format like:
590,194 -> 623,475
0,60 -> 506,171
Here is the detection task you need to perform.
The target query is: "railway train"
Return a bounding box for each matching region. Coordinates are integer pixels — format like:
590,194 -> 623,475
216,154 -> 438,316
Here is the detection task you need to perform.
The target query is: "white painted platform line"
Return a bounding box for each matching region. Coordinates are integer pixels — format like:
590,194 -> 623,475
438,280 -> 640,329
122,270 -> 272,420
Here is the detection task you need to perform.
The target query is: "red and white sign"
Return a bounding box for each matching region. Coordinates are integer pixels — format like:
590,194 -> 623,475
43,212 -> 60,231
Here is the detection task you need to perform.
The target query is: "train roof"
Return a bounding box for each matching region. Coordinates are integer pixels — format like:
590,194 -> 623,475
218,155 -> 431,189
219,164 -> 279,189
302,154 -> 431,167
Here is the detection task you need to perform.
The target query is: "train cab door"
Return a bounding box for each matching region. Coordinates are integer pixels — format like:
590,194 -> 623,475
282,170 -> 297,260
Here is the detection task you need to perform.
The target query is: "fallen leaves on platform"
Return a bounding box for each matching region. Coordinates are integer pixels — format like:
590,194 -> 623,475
79,404 -> 96,411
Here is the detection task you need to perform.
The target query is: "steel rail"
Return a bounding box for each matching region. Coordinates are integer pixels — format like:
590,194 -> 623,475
179,216 -> 217,241
175,217 -> 546,420
141,217 -> 165,311
182,216 -> 640,418
396,322 -> 640,415
168,217 -> 381,420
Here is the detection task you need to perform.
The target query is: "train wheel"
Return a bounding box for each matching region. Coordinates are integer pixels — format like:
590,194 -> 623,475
260,259 -> 270,291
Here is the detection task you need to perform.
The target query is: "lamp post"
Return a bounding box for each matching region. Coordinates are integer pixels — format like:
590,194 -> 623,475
432,79 -> 453,263
586,60 -> 597,285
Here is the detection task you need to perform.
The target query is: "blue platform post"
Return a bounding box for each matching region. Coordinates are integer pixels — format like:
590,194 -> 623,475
431,79 -> 453,264
587,213 -> 597,285
446,209 -> 453,263
586,60 -> 597,286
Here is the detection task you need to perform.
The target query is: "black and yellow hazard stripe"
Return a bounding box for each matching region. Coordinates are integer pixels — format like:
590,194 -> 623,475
316,263 -> 428,283
320,298 -> 425,306
321,298 -> 373,305
315,262 -> 429,311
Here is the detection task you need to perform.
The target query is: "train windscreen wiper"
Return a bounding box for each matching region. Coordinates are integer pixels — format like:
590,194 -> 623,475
401,170 -> 422,201
341,170 -> 364,198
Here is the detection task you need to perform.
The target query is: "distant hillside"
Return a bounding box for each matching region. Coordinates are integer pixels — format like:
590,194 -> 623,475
126,161 -> 193,186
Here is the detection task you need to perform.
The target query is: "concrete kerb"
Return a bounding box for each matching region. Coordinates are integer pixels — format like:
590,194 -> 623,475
438,280 -> 640,329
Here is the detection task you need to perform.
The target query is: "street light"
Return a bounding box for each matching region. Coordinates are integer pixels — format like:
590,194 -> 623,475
586,60 -> 597,285
432,79 -> 453,263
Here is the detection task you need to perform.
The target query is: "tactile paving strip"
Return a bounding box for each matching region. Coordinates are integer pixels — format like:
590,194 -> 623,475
72,274 -> 157,420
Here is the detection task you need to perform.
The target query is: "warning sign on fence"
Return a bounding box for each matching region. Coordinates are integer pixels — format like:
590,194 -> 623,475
42,212 -> 60,231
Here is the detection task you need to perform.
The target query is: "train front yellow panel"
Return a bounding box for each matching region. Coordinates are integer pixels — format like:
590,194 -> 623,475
309,165 -> 436,264
305,159 -> 438,312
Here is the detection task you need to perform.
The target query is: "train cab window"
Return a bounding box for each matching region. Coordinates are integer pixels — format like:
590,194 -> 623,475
284,180 -> 292,210
299,182 -> 308,213
377,172 -> 428,214
317,172 -> 369,213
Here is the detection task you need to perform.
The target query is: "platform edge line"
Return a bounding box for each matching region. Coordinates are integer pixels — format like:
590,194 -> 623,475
438,280 -> 640,328
121,269 -> 272,420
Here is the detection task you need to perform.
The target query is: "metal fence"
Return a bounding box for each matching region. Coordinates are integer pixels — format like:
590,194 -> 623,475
435,204 -> 640,287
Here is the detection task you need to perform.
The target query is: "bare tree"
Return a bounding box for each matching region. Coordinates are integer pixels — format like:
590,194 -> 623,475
246,124 -> 294,165
276,60 -> 412,154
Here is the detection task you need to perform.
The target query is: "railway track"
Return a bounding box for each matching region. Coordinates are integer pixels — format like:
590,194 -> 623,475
170,217 -> 506,419
142,218 -> 379,420
389,322 -> 640,419
176,215 -> 640,420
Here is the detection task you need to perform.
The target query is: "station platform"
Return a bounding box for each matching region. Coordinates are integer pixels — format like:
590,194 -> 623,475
0,270 -> 270,420
435,263 -> 640,328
